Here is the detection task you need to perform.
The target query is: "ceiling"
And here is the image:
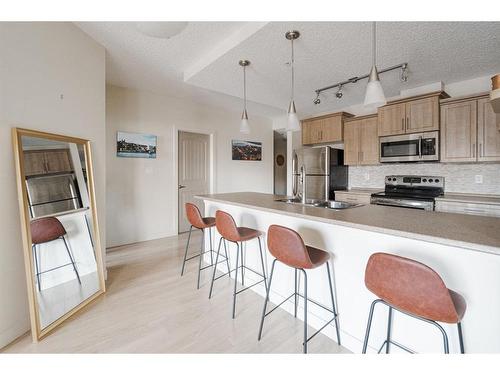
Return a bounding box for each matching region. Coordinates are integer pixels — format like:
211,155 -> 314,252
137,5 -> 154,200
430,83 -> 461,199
76,22 -> 500,120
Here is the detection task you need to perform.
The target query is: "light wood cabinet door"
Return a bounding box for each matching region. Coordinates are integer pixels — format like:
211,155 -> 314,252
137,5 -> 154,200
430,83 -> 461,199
343,120 -> 360,165
359,117 -> 379,165
378,103 -> 405,136
321,115 -> 343,143
44,149 -> 73,173
405,96 -> 440,133
477,97 -> 500,161
302,119 -> 324,145
23,151 -> 48,176
441,100 -> 477,162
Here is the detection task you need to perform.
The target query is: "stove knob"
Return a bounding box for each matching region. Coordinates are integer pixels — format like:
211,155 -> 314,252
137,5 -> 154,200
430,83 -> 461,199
392,178 -> 397,181
435,179 -> 439,183
428,178 -> 433,183
423,178 -> 427,182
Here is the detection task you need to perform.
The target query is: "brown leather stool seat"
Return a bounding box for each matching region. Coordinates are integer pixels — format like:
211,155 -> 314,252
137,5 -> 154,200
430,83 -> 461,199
30,217 -> 81,291
257,224 -> 341,353
208,210 -> 267,319
181,203 -> 230,290
362,252 -> 466,354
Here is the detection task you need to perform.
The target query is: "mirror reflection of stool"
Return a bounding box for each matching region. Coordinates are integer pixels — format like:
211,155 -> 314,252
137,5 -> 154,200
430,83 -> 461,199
362,252 -> 466,354
30,217 -> 81,292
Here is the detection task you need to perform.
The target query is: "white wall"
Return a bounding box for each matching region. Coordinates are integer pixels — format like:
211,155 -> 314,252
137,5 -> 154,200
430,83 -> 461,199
106,85 -> 273,247
0,22 -> 105,348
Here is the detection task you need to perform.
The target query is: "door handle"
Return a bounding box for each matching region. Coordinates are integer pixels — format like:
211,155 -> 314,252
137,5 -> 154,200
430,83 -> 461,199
178,185 -> 186,189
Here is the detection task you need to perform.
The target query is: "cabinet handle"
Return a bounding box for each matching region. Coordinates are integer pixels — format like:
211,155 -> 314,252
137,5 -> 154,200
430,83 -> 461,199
406,117 -> 410,131
472,143 -> 476,158
479,143 -> 483,158
401,118 -> 405,130
360,151 -> 363,161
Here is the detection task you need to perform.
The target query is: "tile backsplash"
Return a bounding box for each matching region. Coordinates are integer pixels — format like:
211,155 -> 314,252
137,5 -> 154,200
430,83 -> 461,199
349,163 -> 500,195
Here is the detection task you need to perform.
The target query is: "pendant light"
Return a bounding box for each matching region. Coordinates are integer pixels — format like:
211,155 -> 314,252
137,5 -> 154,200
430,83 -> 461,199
239,60 -> 251,134
364,22 -> 387,108
285,30 -> 301,132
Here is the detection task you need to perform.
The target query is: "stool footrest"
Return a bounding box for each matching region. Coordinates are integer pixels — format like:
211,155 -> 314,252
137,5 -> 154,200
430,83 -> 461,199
377,339 -> 415,354
304,316 -> 337,344
184,250 -> 227,263
264,293 -> 296,317
234,279 -> 266,295
37,262 -> 75,275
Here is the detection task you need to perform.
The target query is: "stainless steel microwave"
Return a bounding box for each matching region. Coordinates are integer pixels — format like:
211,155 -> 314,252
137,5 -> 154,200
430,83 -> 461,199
379,131 -> 439,163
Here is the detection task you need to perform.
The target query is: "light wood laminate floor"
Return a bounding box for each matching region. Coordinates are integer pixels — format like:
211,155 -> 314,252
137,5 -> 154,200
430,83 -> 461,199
3,233 -> 349,353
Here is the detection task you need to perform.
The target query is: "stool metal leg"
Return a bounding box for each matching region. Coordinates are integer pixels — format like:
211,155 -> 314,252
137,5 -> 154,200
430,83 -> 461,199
457,322 -> 465,354
294,269 -> 298,318
232,242 -> 240,319
301,269 -> 308,354
208,237 -> 223,299
362,299 -> 379,353
258,258 -> 277,340
209,227 -> 214,265
240,242 -> 245,286
386,306 -> 393,353
62,236 -> 81,285
326,262 -> 341,346
32,244 -> 41,292
257,237 -> 267,290
180,225 -> 193,276
197,229 -> 205,289
223,239 -> 231,278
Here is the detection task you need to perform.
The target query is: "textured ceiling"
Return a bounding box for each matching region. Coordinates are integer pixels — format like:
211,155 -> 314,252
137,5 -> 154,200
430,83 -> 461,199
76,21 -> 500,120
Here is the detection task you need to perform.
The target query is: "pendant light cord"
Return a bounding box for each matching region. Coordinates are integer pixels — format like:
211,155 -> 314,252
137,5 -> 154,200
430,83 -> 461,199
372,21 -> 377,66
291,38 -> 295,101
243,65 -> 247,112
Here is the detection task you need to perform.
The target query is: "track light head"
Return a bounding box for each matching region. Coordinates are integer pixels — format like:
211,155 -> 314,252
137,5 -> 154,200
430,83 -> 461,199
313,93 -> 321,105
335,85 -> 343,99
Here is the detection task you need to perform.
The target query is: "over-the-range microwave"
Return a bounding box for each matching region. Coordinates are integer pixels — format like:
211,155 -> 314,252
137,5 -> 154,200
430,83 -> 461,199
379,130 -> 439,163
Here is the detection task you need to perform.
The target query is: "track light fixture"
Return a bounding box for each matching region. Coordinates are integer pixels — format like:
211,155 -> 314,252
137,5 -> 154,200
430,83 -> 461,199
313,93 -> 321,105
335,85 -> 343,99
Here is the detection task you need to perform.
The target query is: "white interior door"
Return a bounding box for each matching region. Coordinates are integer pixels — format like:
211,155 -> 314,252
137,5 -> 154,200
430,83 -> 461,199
178,131 -> 211,233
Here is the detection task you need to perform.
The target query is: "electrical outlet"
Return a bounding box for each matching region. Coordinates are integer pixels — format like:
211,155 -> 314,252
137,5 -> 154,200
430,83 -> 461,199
475,175 -> 483,184
364,173 -> 370,181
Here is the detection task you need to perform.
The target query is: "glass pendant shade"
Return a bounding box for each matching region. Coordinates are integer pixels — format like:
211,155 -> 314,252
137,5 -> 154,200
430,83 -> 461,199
240,109 -> 250,134
286,100 -> 301,132
364,65 -> 386,108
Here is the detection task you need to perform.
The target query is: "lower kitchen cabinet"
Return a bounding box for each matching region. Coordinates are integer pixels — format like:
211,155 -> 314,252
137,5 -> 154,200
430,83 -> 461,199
435,199 -> 500,218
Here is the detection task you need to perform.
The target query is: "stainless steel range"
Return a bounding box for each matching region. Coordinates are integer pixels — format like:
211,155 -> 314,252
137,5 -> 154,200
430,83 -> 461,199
370,175 -> 444,211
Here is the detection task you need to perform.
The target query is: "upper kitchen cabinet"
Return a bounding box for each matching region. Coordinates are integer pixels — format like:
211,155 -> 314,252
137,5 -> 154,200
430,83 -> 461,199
441,94 -> 500,163
477,97 -> 500,161
301,111 -> 353,145
23,148 -> 74,176
378,92 -> 448,136
344,115 -> 379,166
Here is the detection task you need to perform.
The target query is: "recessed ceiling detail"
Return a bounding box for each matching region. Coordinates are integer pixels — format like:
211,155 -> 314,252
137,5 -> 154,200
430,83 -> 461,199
76,22 -> 500,119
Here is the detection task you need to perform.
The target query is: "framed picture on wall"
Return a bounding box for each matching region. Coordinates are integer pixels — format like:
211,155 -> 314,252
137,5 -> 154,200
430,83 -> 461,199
232,140 -> 262,161
116,131 -> 157,159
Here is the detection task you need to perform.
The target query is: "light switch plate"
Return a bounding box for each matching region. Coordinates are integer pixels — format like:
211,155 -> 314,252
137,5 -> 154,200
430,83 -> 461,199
475,175 -> 483,184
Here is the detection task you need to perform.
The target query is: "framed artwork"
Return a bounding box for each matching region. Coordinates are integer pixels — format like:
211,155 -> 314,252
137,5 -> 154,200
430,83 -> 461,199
117,131 -> 157,159
232,140 -> 262,161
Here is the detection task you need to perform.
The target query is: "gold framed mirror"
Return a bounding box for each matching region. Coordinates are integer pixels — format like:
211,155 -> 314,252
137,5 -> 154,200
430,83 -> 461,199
12,128 -> 106,341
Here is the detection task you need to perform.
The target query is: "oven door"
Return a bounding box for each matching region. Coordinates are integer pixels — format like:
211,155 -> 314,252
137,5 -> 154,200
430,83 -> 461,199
379,131 -> 438,162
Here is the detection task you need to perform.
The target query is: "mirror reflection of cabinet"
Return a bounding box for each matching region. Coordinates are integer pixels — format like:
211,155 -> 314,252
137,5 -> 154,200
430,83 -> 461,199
23,149 -> 73,176
12,128 -> 105,342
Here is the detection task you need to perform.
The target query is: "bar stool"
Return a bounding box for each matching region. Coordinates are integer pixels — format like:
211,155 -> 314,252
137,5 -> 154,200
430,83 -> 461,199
208,210 -> 267,319
181,203 -> 231,289
362,252 -> 466,354
31,217 -> 81,292
258,224 -> 341,353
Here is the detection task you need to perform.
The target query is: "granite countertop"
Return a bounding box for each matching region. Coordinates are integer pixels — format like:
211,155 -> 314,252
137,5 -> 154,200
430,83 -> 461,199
197,192 -> 500,256
436,193 -> 500,205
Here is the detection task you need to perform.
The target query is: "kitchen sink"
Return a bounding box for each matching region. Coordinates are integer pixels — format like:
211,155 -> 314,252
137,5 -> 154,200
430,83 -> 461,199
275,198 -> 362,210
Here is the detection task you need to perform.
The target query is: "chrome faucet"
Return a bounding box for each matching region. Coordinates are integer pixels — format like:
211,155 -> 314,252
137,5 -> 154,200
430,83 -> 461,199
300,165 -> 307,204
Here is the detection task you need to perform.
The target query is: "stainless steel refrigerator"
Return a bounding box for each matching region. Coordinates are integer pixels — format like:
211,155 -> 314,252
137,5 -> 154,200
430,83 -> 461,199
26,173 -> 82,218
292,146 -> 347,201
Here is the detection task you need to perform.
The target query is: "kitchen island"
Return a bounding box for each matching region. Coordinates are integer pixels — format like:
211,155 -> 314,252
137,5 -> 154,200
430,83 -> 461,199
197,192 -> 500,353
